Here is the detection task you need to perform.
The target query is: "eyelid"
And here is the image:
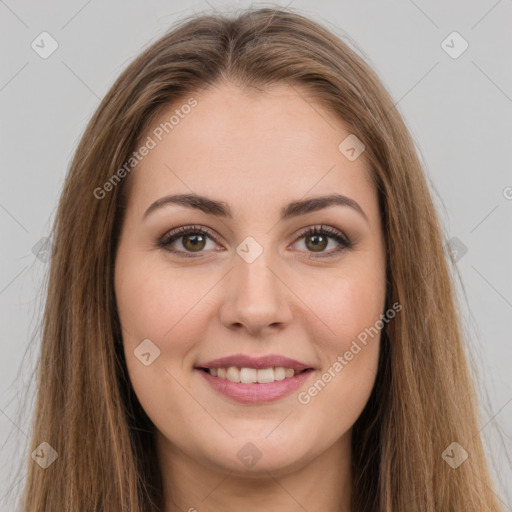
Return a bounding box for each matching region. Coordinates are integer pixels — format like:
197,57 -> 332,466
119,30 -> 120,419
157,224 -> 221,257
157,223 -> 353,258
292,224 -> 351,246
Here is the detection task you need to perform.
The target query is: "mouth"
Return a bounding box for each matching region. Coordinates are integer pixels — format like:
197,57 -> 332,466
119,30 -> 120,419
194,354 -> 315,403
196,366 -> 312,383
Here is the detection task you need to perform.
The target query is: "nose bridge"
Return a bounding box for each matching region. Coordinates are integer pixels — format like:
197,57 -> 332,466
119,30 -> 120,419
218,238 -> 292,334
237,248 -> 279,297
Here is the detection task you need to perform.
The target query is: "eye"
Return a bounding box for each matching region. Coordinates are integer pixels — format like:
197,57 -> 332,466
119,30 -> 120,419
290,225 -> 353,258
157,224 -> 353,258
157,225 -> 219,258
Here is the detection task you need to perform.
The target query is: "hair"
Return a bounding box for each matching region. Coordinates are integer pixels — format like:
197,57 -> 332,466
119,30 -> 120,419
16,6 -> 502,511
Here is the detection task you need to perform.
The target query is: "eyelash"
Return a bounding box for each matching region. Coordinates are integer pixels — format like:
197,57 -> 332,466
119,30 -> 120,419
157,224 -> 353,259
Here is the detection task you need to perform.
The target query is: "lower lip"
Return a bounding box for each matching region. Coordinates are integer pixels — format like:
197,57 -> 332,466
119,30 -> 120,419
197,369 -> 314,404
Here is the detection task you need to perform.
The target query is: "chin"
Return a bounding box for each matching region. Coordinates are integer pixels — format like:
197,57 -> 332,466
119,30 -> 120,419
194,433 -> 317,476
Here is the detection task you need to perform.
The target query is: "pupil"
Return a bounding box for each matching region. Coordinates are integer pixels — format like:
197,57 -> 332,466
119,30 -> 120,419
308,234 -> 326,251
184,234 -> 205,251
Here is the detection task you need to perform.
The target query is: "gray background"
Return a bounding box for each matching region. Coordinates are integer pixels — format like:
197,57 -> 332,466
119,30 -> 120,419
1,0 -> 511,509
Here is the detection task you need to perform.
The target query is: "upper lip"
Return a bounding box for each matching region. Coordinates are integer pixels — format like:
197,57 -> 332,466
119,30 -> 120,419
196,353 -> 313,371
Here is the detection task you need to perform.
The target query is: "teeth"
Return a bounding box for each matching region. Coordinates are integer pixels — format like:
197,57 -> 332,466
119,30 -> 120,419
226,367 -> 239,382
257,368 -> 274,383
240,367 -> 257,383
274,367 -> 286,381
207,366 -> 302,383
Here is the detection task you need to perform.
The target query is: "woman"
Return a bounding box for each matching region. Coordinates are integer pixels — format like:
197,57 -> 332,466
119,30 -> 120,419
19,7 -> 502,511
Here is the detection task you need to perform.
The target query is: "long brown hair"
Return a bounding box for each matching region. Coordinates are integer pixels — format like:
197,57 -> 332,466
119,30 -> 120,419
17,6 -> 501,511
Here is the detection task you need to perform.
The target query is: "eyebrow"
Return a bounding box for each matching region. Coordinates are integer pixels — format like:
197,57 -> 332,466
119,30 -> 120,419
142,193 -> 368,223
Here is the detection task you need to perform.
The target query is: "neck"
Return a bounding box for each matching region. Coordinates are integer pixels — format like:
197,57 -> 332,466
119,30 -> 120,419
157,431 -> 352,512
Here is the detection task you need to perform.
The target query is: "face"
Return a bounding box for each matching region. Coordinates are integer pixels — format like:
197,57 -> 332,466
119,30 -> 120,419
114,82 -> 387,477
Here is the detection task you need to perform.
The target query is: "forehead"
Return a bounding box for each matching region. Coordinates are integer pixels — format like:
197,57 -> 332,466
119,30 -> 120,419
126,82 -> 376,221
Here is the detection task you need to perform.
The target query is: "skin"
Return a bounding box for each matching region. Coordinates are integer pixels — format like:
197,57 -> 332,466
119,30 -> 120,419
114,82 -> 387,512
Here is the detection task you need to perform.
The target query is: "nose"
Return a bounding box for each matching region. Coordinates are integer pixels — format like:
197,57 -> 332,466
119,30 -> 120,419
218,249 -> 293,337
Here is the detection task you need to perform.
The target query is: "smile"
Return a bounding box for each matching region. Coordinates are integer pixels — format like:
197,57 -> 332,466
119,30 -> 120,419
195,353 -> 315,403
201,366 -> 303,383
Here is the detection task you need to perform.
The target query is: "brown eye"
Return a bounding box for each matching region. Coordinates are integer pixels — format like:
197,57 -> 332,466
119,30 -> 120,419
304,233 -> 328,252
292,225 -> 353,258
158,224 -> 353,259
158,225 -> 218,258
181,233 -> 207,252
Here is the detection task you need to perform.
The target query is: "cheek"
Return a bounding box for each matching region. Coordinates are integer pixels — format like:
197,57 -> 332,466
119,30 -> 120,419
304,265 -> 386,352
115,258 -> 204,430
293,266 -> 384,419
115,255 -> 207,344
296,286 -> 382,442
114,255 -> 216,409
